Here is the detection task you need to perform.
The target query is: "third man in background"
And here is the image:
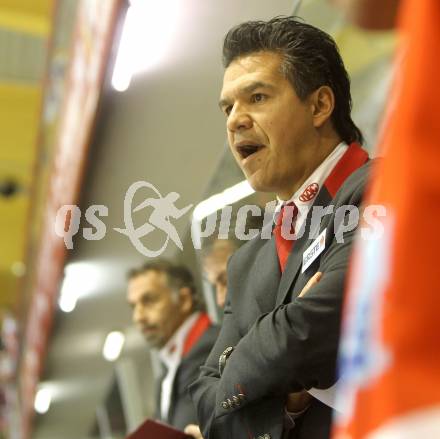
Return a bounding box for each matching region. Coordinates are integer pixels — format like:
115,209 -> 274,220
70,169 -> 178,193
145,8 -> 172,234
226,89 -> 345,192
127,260 -> 218,433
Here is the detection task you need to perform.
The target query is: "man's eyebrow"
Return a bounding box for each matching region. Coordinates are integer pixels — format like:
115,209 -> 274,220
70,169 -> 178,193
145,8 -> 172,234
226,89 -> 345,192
218,81 -> 275,109
218,97 -> 230,110
139,290 -> 153,299
242,81 -> 275,94
128,290 -> 153,305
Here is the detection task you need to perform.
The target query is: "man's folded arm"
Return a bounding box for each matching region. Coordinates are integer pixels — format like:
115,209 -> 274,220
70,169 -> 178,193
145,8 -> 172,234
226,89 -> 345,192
213,167 -> 369,414
214,228 -> 358,415
192,173 -> 369,429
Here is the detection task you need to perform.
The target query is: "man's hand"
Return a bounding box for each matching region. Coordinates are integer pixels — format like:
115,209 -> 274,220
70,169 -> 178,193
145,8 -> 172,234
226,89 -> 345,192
286,390 -> 313,413
184,424 -> 203,439
298,271 -> 322,298
286,271 -> 323,412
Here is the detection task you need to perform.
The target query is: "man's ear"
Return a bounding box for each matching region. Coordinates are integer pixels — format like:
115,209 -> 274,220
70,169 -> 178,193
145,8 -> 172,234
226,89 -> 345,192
310,85 -> 335,128
179,287 -> 193,314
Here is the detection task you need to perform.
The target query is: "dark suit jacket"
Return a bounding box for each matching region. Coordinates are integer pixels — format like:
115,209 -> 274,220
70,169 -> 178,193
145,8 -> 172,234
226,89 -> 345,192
156,324 -> 219,431
190,161 -> 373,439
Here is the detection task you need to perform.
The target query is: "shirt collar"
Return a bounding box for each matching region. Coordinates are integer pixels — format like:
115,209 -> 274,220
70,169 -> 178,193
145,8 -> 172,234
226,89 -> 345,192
158,312 -> 200,370
275,141 -> 349,216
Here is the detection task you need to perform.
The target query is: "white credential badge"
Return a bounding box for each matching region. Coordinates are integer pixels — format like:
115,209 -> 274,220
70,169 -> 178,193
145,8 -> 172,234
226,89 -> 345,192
302,228 -> 326,273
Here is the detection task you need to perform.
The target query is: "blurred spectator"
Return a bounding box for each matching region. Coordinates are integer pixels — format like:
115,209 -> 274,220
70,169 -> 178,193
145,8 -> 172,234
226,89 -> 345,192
331,0 -> 399,29
126,260 -> 218,432
202,239 -> 237,309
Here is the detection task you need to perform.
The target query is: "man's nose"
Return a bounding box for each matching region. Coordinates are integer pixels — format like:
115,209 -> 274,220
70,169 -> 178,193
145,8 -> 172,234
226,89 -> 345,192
226,105 -> 252,132
133,305 -> 145,324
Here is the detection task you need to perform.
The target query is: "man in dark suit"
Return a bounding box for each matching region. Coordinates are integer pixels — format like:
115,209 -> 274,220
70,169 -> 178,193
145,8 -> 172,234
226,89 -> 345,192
190,17 -> 373,439
127,260 -> 218,431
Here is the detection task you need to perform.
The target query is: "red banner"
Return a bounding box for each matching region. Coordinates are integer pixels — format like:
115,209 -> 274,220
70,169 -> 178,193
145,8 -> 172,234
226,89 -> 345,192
19,1 -> 122,437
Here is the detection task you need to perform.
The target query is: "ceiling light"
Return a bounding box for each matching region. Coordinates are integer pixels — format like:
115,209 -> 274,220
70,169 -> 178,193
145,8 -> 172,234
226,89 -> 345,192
58,262 -> 101,313
58,293 -> 77,313
103,331 -> 125,362
111,6 -> 135,91
34,388 -> 51,414
111,0 -> 182,92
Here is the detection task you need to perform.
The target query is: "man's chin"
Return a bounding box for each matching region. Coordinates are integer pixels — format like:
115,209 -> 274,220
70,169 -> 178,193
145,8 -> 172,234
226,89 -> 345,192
143,334 -> 163,349
245,174 -> 269,193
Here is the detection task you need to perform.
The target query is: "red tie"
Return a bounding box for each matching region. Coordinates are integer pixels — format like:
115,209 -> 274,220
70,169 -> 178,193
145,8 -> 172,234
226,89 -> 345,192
273,202 -> 298,272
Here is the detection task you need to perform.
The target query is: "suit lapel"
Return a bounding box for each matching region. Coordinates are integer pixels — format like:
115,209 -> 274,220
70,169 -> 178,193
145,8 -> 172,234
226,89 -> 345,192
275,187 -> 332,307
166,364 -> 180,424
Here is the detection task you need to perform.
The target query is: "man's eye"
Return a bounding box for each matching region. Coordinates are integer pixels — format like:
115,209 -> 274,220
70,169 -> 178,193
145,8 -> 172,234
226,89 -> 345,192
141,296 -> 154,305
252,93 -> 266,103
224,105 -> 233,116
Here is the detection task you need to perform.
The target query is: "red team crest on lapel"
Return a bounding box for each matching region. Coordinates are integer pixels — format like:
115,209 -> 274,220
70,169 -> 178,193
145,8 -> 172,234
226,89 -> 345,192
299,183 -> 319,202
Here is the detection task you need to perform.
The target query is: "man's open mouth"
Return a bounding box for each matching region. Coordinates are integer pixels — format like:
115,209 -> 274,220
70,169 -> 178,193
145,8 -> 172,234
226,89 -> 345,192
141,325 -> 157,334
236,144 -> 264,159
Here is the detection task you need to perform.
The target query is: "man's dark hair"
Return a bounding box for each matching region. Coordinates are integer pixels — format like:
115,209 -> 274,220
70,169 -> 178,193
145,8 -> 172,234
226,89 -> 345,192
222,16 -> 363,144
128,259 -> 202,310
